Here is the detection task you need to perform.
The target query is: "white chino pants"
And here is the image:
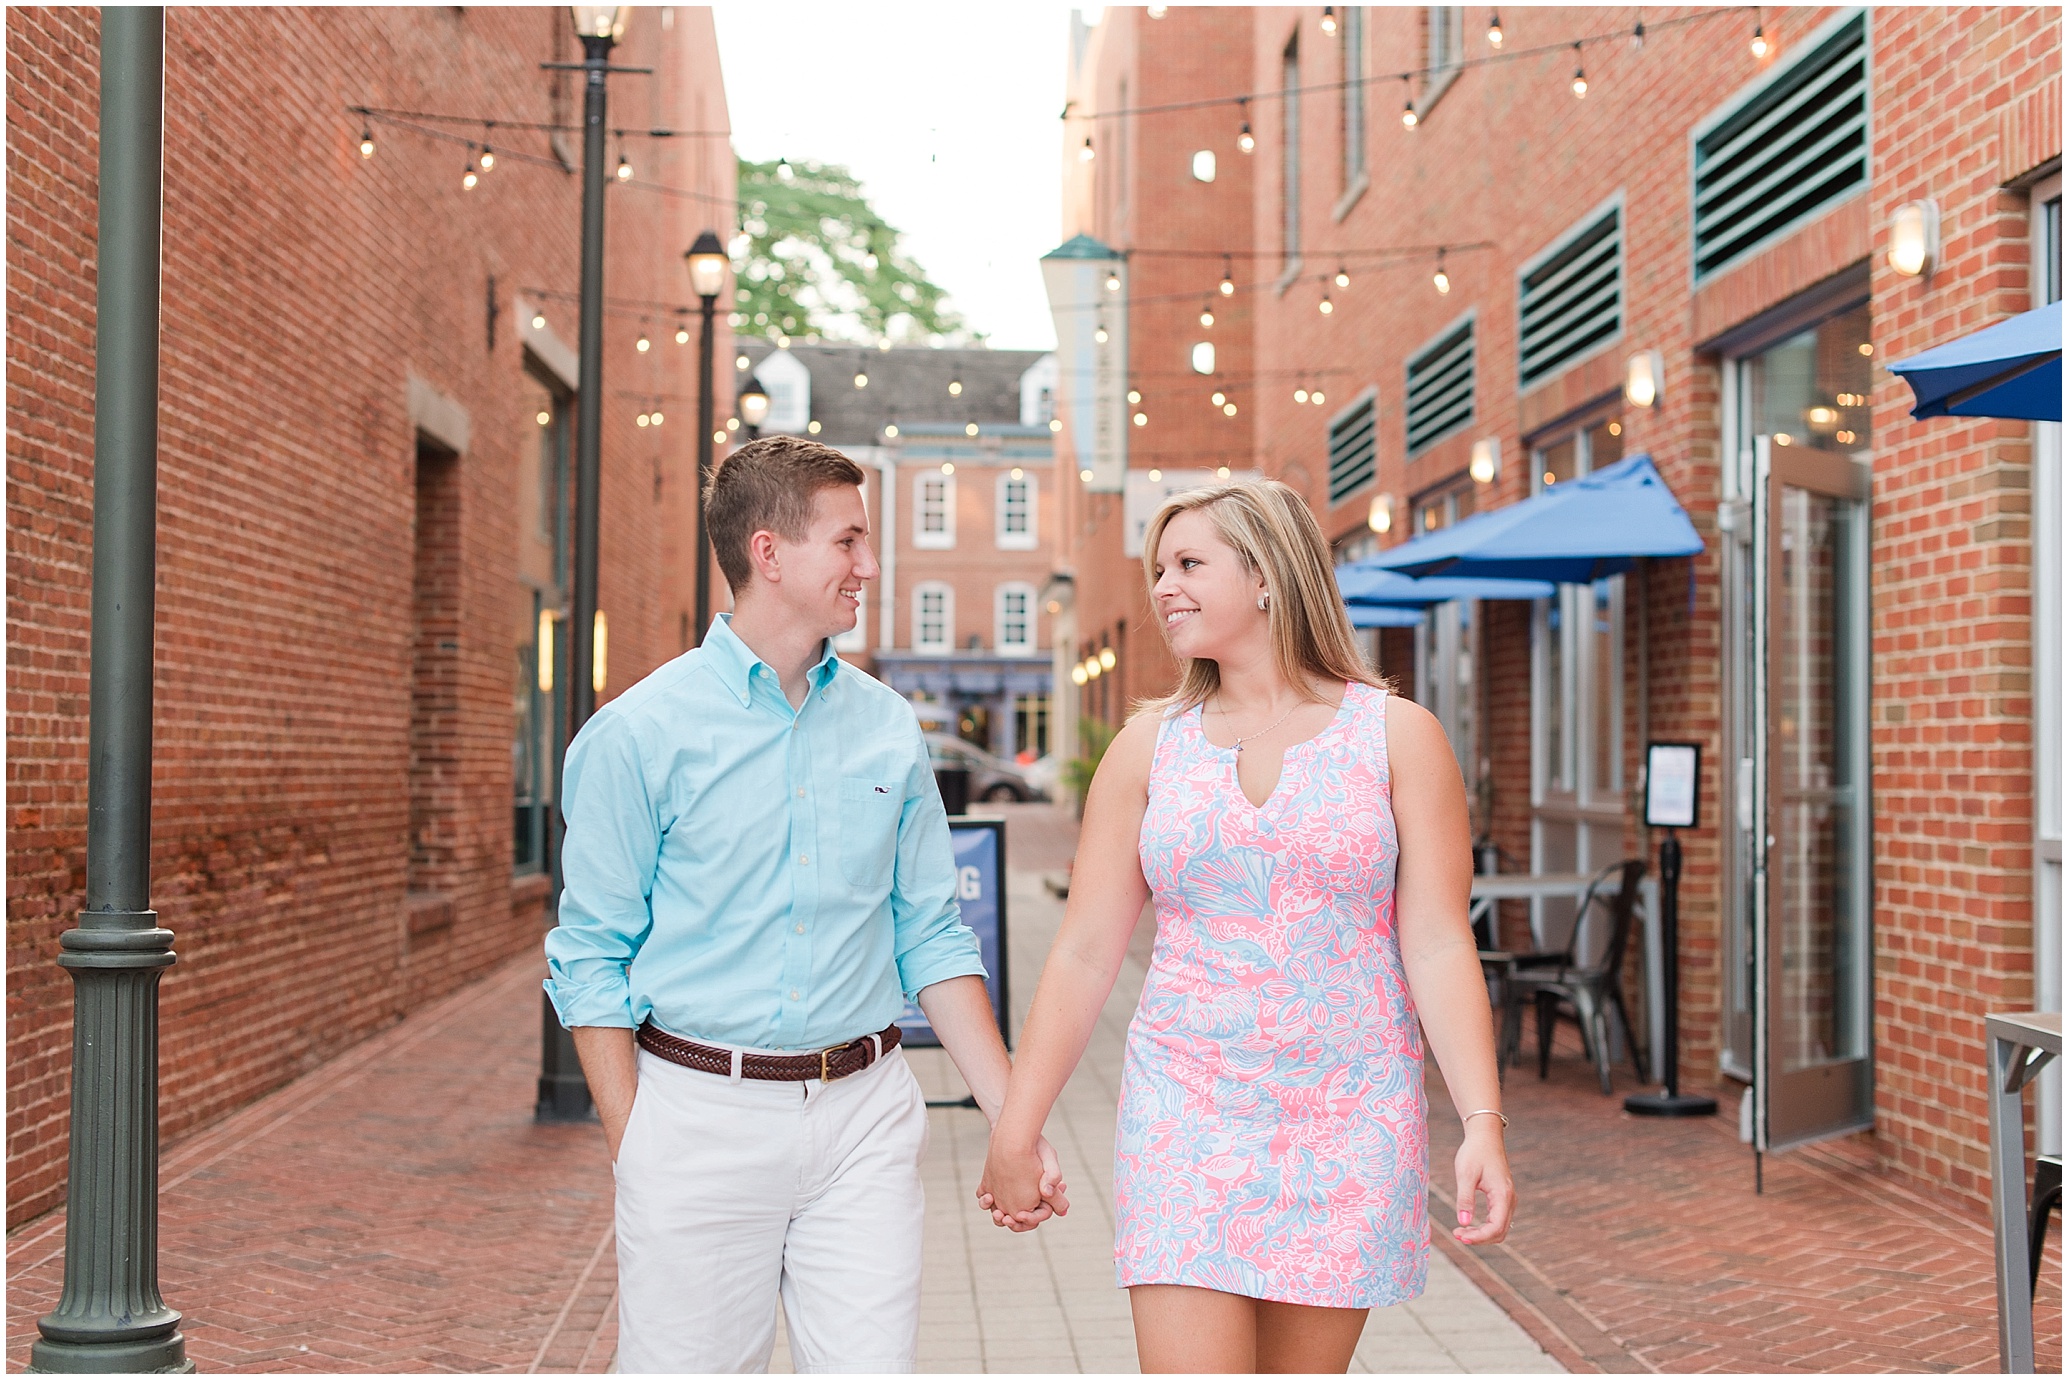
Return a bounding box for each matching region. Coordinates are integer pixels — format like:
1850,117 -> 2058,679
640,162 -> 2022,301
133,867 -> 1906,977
612,1043 -> 929,1374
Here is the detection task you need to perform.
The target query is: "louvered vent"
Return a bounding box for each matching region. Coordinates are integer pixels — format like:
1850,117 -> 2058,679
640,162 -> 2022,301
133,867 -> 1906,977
1327,395 -> 1377,504
1519,207 -> 1621,387
1406,319 -> 1474,455
1693,13 -> 1868,281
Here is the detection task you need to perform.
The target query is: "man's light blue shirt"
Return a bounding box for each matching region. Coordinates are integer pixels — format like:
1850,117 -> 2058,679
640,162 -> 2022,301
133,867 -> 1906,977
543,614 -> 985,1050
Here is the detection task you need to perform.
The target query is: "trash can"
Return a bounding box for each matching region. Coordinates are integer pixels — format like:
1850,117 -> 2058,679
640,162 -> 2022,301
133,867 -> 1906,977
934,766 -> 970,817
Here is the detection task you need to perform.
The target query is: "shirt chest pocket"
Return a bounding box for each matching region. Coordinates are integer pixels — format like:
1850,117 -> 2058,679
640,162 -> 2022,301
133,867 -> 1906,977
838,777 -> 902,889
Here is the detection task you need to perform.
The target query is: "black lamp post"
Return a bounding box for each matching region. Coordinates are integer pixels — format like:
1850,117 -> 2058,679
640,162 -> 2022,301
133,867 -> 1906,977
537,3 -> 639,1125
31,9 -> 191,1373
685,230 -> 729,642
738,378 -> 770,440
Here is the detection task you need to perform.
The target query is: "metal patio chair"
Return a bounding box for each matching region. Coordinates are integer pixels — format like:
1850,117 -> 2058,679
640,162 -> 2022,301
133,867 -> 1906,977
1498,857 -> 1650,1096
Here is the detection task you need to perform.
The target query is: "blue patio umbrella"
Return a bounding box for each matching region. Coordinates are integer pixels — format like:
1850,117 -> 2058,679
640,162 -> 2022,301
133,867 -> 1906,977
1370,454 -> 1703,582
1336,565 -> 1555,606
1885,300 -> 2060,422
1347,602 -> 1427,629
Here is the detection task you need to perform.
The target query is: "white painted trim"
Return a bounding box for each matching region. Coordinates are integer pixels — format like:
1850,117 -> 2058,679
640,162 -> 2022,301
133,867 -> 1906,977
913,471 -> 956,550
407,371 -> 470,455
912,581 -> 954,654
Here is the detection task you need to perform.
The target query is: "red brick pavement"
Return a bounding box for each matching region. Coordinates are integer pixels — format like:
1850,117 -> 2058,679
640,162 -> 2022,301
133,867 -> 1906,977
1428,1036 -> 2062,1373
7,956 -> 620,1373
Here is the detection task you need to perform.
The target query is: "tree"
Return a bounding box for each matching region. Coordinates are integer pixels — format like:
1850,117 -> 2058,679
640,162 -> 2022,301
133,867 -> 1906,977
732,157 -> 977,346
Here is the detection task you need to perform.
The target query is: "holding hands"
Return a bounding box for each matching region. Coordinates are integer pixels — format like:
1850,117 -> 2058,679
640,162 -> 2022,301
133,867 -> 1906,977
977,1125 -> 1070,1231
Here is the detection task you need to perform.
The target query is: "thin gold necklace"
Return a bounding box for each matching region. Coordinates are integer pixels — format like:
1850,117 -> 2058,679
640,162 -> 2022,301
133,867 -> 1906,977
1210,695 -> 1303,755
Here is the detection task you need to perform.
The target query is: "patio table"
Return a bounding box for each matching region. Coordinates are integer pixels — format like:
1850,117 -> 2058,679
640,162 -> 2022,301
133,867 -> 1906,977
1988,1010 -> 2061,1373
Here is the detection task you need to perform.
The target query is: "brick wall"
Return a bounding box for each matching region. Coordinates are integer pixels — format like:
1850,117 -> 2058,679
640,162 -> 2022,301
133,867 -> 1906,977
5,6 -> 734,1227
1083,4 -> 2059,1209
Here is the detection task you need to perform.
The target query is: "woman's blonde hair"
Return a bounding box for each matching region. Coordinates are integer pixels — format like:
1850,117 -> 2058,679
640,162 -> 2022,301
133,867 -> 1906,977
1137,479 -> 1383,714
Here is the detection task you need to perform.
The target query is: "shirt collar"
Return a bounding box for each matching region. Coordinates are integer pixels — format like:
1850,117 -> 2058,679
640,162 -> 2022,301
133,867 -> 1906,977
705,614 -> 841,707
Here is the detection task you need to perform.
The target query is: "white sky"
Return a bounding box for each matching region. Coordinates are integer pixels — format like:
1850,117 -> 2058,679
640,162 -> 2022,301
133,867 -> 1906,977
713,2 -> 1074,351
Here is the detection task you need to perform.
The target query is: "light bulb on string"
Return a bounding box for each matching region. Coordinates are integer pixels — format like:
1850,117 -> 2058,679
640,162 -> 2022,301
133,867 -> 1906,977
1237,99 -> 1255,154
1105,269 -> 1121,293
1094,323 -> 1110,344
637,411 -> 651,427
1127,389 -> 1142,404
676,323 -> 691,345
636,327 -> 652,353
1570,45 -> 1588,98
776,157 -> 795,181
616,152 -> 633,182
1631,17 -> 1646,50
1334,265 -> 1350,289
1223,402 -> 1239,417
1320,6 -> 1337,36
1433,249 -> 1451,295
1080,136 -> 1095,162
462,149 -> 479,191
1401,76 -> 1418,129
1318,292 -> 1334,315
479,147 -> 495,173
650,407 -> 664,427
1487,10 -> 1503,46
1219,259 -> 1236,295
1750,19 -> 1769,59
532,310 -> 547,330
1294,387 -> 1309,404
854,368 -> 869,389
1199,302 -> 1216,328
948,378 -> 963,397
1211,391 -> 1227,406
1311,389 -> 1325,406
359,126 -> 376,159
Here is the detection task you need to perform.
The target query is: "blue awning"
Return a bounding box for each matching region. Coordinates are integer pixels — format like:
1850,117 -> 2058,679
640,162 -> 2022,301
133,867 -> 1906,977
1886,301 -> 2061,422
1372,453 -> 1703,582
1335,565 -> 1554,606
1348,603 -> 1426,629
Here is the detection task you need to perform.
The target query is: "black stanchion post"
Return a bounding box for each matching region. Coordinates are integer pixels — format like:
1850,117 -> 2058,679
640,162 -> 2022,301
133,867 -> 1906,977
1626,741 -> 1718,1118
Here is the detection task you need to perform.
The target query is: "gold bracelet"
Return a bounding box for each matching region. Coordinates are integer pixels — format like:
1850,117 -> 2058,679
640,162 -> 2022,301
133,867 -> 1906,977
1463,1108 -> 1508,1129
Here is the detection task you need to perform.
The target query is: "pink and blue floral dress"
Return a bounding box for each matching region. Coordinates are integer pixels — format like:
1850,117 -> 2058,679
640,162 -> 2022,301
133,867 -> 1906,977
1115,682 -> 1428,1309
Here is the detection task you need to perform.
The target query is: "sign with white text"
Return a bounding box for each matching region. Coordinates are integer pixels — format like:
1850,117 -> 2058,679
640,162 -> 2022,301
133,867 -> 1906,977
896,817 -> 1009,1048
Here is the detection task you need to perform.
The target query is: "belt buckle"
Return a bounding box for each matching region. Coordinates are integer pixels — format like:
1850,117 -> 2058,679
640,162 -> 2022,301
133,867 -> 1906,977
819,1039 -> 858,1083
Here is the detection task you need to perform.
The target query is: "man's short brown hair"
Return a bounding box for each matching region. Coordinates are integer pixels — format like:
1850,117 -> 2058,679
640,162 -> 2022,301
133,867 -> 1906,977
705,434 -> 867,591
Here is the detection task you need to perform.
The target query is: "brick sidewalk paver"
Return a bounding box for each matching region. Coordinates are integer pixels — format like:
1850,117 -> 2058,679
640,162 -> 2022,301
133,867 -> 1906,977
1424,1027 -> 2063,1373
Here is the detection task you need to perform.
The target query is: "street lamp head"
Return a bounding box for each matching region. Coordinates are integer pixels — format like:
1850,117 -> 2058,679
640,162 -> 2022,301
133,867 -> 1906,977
571,6 -> 628,42
685,229 -> 729,300
739,380 -> 771,428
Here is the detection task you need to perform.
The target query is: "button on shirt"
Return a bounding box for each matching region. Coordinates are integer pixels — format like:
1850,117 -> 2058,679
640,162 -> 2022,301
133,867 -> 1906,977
543,615 -> 985,1050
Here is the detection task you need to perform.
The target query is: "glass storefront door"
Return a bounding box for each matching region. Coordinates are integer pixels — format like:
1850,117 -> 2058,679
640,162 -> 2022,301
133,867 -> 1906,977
1754,436 -> 1874,1149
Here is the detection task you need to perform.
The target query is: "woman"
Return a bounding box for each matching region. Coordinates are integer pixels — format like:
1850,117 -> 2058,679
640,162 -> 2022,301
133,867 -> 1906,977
980,481 -> 1514,1372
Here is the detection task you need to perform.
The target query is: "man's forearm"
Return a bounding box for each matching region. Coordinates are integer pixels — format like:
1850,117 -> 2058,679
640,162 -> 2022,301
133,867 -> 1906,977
915,974 -> 1012,1121
571,1026 -> 639,1157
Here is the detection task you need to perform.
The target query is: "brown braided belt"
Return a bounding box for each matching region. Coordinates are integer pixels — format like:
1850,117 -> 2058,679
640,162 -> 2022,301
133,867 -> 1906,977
636,1020 -> 903,1083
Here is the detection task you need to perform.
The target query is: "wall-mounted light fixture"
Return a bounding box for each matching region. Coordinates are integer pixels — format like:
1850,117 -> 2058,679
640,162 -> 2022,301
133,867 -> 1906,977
1624,349 -> 1665,409
1368,493 -> 1394,534
1888,199 -> 1939,278
1470,437 -> 1501,484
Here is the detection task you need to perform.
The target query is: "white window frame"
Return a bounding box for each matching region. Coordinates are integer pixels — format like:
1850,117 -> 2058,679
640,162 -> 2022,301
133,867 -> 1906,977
995,582 -> 1037,657
912,581 -> 953,654
996,472 -> 1038,550
2031,170 -> 2061,1154
914,471 -> 955,550
1418,6 -> 1464,117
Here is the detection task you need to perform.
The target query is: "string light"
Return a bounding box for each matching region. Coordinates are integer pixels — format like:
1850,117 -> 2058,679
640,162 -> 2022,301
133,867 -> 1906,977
1311,389 -> 1325,405
1401,76 -> 1418,128
1200,302 -> 1216,328
965,423 -> 979,437
1750,17 -> 1769,59
1149,468 -> 1162,481
726,417 -> 740,431
1133,412 -> 1148,427
650,407 -> 663,426
714,429 -> 728,444
1128,389 -> 1142,404
1105,269 -> 1122,292
637,411 -> 651,427
536,410 -> 551,426
1320,6 -> 1338,36
1050,418 -> 1063,432
885,423 -> 899,438
1223,402 -> 1239,416
1080,468 -> 1095,482
1212,391 -> 1227,406
948,378 -> 963,396
1571,45 -> 1588,98
807,419 -> 822,433
359,126 -> 376,158
1237,99 -> 1255,154
672,322 -> 688,344
1219,259 -> 1236,295
776,157 -> 795,181
1080,136 -> 1095,162
1094,323 -> 1110,343
532,310 -> 547,330
942,461 -> 956,474
1433,248 -> 1451,294
462,149 -> 479,190
1217,466 -> 1231,478
1318,292 -> 1334,315
479,146 -> 495,172
1334,265 -> 1350,288
854,368 -> 869,388
1487,10 -> 1503,46
616,152 -> 632,181
736,353 -> 750,369
636,328 -> 652,353
1631,17 -> 1646,49
1294,387 -> 1309,403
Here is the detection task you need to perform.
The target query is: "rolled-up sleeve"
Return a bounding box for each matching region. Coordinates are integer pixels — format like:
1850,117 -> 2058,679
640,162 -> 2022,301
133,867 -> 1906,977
543,710 -> 658,1029
889,726 -> 986,1000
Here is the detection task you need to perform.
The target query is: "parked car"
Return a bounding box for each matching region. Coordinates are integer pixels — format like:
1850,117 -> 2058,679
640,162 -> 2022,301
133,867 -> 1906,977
924,734 -> 1048,804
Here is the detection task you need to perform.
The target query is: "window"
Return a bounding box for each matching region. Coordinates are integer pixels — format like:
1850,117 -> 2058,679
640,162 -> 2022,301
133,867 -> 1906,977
1406,315 -> 1475,454
997,472 -> 1037,550
996,582 -> 1036,656
1519,200 -> 1623,388
1327,391 -> 1378,503
1341,7 -> 1366,191
914,471 -> 955,549
1425,6 -> 1463,77
1015,693 -> 1051,759
2033,173 -> 2062,1154
1693,12 -> 1868,281
913,582 -> 953,653
1281,38 -> 1301,269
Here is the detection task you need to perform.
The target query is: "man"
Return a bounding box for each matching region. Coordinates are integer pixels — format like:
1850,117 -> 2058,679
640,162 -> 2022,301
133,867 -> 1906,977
544,435 -> 1064,1374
